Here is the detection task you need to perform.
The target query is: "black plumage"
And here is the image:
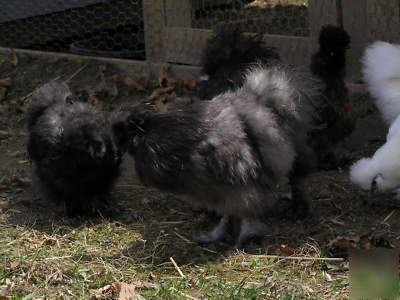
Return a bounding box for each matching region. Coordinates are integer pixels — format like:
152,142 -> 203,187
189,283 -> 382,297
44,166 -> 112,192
310,25 -> 355,168
197,24 -> 280,100
27,82 -> 122,217
112,65 -> 322,247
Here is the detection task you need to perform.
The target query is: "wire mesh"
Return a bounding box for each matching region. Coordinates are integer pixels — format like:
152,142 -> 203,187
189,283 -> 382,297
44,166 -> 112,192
0,0 -> 145,59
0,0 -> 309,63
191,0 -> 310,37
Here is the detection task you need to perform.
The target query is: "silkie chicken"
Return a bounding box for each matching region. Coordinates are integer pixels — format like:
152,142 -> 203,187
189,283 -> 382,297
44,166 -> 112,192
27,81 -> 122,217
196,24 -> 280,100
350,41 -> 400,192
112,65 -> 322,248
309,25 -> 355,169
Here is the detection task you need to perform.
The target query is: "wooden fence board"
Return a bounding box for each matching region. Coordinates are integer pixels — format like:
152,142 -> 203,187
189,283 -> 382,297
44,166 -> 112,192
163,27 -> 310,67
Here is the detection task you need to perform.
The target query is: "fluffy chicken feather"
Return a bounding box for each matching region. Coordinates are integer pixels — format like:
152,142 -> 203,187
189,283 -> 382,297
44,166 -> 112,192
350,41 -> 400,192
112,65 -> 322,247
363,41 -> 400,124
350,115 -> 400,191
27,81 -> 122,217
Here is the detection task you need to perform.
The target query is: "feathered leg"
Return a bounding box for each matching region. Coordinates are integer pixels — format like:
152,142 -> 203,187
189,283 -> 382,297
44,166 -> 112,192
194,215 -> 241,244
289,144 -> 316,219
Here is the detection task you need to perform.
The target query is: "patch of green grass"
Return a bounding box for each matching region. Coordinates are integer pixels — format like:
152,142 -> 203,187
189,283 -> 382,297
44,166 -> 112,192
0,188 -> 350,299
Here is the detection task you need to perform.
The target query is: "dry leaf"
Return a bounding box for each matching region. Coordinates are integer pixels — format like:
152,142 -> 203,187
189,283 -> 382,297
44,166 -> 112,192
42,237 -> 57,246
88,94 -> 104,108
0,87 -> 7,101
147,86 -> 174,101
0,296 -> 9,300
89,284 -> 114,299
280,244 -> 295,255
10,50 -> 18,66
114,282 -> 145,300
159,65 -> 177,88
179,76 -> 196,91
122,77 -> 146,91
0,77 -> 11,87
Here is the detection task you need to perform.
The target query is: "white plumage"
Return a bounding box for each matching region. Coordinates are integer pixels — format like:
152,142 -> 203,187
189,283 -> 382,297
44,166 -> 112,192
350,115 -> 400,191
362,41 -> 400,124
350,41 -> 400,191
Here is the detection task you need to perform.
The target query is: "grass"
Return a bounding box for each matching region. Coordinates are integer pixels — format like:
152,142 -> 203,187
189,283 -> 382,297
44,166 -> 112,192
0,200 -> 350,299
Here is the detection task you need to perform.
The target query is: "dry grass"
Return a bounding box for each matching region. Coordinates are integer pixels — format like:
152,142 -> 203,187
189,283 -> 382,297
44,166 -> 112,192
0,183 -> 351,300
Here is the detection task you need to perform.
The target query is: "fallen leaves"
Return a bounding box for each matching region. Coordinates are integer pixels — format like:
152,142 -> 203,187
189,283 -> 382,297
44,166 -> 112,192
144,65 -> 196,112
327,233 -> 395,258
89,281 -> 159,300
121,77 -> 145,92
84,65 -> 147,108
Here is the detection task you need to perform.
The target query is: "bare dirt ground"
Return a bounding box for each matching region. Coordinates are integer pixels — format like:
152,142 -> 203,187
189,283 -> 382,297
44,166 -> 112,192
0,51 -> 398,299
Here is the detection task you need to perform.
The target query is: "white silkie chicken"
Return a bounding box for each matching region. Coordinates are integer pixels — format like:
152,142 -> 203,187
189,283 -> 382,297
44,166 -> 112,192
350,115 -> 400,192
350,41 -> 400,192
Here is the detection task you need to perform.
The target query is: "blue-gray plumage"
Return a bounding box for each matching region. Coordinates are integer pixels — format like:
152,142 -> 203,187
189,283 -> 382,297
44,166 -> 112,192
112,65 -> 322,247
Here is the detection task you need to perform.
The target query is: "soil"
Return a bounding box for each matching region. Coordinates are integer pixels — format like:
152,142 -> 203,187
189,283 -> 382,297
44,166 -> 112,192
0,50 -> 398,268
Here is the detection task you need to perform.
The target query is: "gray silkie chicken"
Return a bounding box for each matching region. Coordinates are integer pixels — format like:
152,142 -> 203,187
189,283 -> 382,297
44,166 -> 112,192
112,65 -> 322,247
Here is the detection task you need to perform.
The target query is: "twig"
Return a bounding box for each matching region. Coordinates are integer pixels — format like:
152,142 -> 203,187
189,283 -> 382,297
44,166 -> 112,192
170,288 -> 199,300
250,255 -> 344,262
44,255 -> 73,260
381,210 -> 396,224
64,63 -> 88,83
174,231 -> 193,243
160,221 -> 186,225
170,257 -> 185,278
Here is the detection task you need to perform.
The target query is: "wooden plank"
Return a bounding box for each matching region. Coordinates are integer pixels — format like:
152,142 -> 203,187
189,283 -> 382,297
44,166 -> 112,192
164,27 -> 211,66
0,46 -> 202,85
165,0 -> 192,27
143,0 -> 165,62
366,0 -> 400,42
342,0 -> 368,80
163,27 -> 310,67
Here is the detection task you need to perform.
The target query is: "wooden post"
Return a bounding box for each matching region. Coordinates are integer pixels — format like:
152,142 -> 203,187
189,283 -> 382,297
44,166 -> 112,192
308,0 -> 341,56
143,0 -> 165,63
342,0 -> 368,80
366,0 -> 400,42
165,0 -> 192,27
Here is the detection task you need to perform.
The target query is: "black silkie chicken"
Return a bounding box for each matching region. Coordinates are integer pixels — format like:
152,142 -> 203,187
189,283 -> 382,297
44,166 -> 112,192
27,82 -> 122,217
196,24 -> 280,100
310,25 -> 354,168
112,65 -> 322,247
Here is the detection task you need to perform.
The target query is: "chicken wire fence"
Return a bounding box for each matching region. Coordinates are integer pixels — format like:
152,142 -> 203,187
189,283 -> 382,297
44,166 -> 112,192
0,0 -> 145,59
191,0 -> 309,36
0,0 -> 309,61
